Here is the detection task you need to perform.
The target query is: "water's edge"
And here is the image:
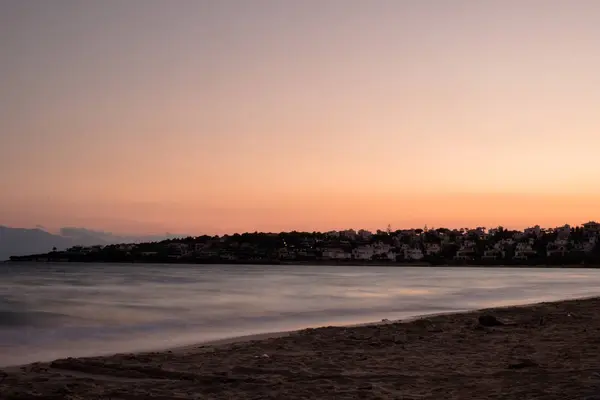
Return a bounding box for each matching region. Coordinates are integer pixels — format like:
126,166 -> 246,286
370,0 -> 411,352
9,295 -> 596,369
2,264 -> 600,367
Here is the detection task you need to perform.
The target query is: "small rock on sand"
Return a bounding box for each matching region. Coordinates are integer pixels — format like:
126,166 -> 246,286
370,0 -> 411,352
478,315 -> 504,327
508,359 -> 538,369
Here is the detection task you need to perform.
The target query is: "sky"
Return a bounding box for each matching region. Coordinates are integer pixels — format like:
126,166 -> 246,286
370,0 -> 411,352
1,0 -> 600,235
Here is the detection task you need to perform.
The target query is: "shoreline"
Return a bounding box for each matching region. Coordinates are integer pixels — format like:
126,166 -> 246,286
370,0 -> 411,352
0,299 -> 587,369
138,296 -> 596,357
5,259 -> 600,268
0,310 -> 467,370
4,297 -> 600,399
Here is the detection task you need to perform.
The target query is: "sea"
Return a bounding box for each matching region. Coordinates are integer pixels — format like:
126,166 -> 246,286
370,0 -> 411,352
1,263 -> 599,367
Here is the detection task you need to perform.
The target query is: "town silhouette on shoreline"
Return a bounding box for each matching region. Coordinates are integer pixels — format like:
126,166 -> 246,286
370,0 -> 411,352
8,221 -> 600,267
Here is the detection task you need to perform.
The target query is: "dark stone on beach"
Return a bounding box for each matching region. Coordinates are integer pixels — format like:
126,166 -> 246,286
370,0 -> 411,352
508,359 -> 538,369
478,315 -> 504,327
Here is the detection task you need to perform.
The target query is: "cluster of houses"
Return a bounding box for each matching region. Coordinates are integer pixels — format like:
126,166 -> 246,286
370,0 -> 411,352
54,221 -> 600,264
283,222 -> 600,262
319,241 -> 433,261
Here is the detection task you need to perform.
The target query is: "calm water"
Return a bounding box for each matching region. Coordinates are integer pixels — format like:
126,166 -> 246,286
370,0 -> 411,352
1,263 -> 599,366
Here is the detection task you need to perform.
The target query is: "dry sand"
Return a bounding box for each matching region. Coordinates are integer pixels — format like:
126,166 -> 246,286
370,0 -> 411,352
3,297 -> 600,399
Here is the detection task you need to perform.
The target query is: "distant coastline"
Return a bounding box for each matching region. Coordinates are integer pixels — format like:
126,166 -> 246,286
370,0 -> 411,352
7,222 -> 600,267
6,257 -> 599,269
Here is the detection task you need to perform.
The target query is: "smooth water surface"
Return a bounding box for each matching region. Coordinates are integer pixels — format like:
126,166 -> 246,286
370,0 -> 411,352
1,263 -> 599,366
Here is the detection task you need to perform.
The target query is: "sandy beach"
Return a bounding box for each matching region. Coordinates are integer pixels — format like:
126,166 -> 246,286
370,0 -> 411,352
3,297 -> 600,399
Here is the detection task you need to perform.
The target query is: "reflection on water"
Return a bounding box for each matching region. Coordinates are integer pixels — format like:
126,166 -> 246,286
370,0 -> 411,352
1,263 -> 599,366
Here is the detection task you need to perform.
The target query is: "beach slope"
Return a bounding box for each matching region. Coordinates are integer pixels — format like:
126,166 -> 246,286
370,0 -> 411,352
3,297 -> 600,399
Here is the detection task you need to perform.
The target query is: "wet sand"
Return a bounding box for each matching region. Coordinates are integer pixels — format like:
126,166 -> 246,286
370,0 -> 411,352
3,297 -> 600,399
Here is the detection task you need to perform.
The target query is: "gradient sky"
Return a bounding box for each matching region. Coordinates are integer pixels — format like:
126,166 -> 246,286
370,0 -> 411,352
2,0 -> 600,234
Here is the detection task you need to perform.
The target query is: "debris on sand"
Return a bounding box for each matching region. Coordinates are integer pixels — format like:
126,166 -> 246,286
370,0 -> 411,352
478,315 -> 505,327
508,359 -> 539,369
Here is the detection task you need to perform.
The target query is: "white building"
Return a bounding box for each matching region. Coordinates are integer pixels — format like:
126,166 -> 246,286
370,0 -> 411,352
194,243 -> 206,252
584,236 -> 598,253
425,243 -> 441,256
372,242 -> 392,256
514,242 -> 536,260
322,248 -> 351,260
454,240 -> 477,260
167,243 -> 189,258
278,248 -> 295,260
524,225 -> 542,237
219,252 -> 238,261
404,248 -> 424,260
497,238 -> 515,248
546,244 -> 567,257
352,245 -> 374,260
583,221 -> 600,235
512,231 -> 526,240
554,238 -> 569,247
198,250 -> 219,258
482,248 -> 504,259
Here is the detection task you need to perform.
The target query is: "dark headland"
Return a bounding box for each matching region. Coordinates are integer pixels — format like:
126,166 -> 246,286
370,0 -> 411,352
8,223 -> 600,267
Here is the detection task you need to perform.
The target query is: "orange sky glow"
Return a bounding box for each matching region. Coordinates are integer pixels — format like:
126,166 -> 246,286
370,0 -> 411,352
1,1 -> 600,235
